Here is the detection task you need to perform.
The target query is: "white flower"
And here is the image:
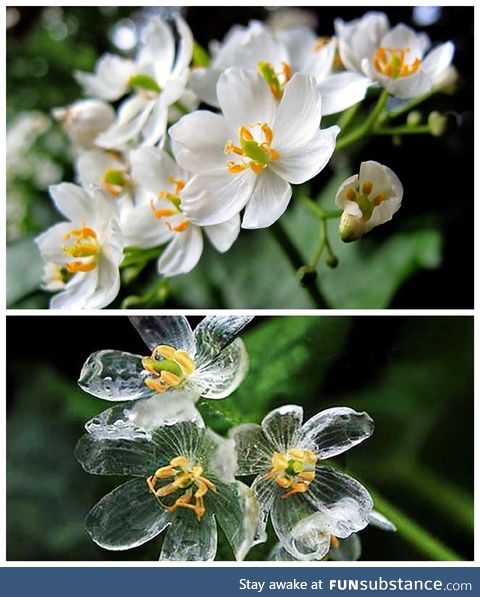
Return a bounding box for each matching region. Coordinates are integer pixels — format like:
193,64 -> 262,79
190,20 -> 368,116
52,99 -> 116,150
122,147 -> 240,276
35,183 -> 124,309
41,262 -> 67,292
170,67 -> 339,229
76,149 -> 132,201
336,161 -> 403,242
335,11 -> 455,99
78,315 -> 252,406
230,405 -> 374,560
76,16 -> 193,148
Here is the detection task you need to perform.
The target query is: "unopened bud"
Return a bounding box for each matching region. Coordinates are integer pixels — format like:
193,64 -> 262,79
339,212 -> 366,243
428,111 -> 448,137
326,255 -> 339,268
406,111 -> 422,126
52,99 -> 115,149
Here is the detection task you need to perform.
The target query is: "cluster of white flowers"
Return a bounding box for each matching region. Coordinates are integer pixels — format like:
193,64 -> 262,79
34,11 -> 454,308
76,316 -> 394,561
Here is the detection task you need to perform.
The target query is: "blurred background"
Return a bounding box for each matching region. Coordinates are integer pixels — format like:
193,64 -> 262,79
7,315 -> 473,560
6,6 -> 474,309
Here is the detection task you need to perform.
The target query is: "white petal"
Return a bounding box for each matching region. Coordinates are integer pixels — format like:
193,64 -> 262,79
217,67 -> 276,129
74,54 -> 134,101
96,98 -> 155,149
276,26 -> 319,72
35,222 -> 74,264
81,251 -> 121,309
422,42 -> 455,80
273,73 -> 322,150
156,224 -> 204,276
189,68 -> 222,107
229,423 -> 274,476
190,337 -> 248,399
384,70 -> 433,99
298,407 -> 374,460
304,466 -> 373,538
139,99 -> 168,147
121,204 -> 173,249
159,510 -> 217,561
142,17 -> 175,84
380,24 -> 430,59
130,147 -> 181,194
242,169 -> 292,229
50,272 -> 97,310
261,404 -> 304,453
180,170 -> 256,226
49,182 -> 93,223
169,110 -> 232,173
85,479 -> 170,550
171,15 -> 194,79
318,72 -> 371,116
129,316 -> 194,353
78,349 -> 154,402
204,214 -> 240,252
271,126 -> 339,185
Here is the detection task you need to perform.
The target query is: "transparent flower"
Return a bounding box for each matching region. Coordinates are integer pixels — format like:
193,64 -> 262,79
269,509 -> 396,561
35,183 -> 124,309
122,147 -> 240,276
75,419 -> 260,561
336,161 -> 403,242
230,404 -> 374,560
190,20 -> 368,116
170,67 -> 339,229
52,99 -> 116,150
79,315 -> 252,408
76,16 -> 193,148
335,11 -> 454,99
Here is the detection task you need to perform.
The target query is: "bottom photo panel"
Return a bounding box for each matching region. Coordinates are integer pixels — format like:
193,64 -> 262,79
6,315 -> 473,562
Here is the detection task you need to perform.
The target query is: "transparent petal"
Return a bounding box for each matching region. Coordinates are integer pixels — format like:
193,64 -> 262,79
304,466 -> 373,538
85,404 -> 151,441
193,315 -> 253,366
271,494 -> 331,560
207,480 -> 261,560
369,510 -> 397,532
261,404 -> 304,453
203,429 -> 237,483
78,350 -> 154,402
75,432 -> 156,477
148,420 -> 206,464
229,423 -> 273,476
299,407 -> 374,460
251,474 -> 276,544
269,543 -> 297,561
129,316 -> 195,353
85,478 -> 169,550
330,534 -> 362,561
128,390 -> 203,431
159,509 -> 217,561
190,338 -> 248,399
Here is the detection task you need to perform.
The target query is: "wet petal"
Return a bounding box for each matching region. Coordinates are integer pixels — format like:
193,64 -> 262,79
128,391 -> 203,431
129,316 -> 195,353
299,407 -> 374,460
75,432 -> 157,476
271,494 -> 331,560
85,478 -> 169,550
251,474 -> 276,544
261,404 -> 304,452
84,404 -> 151,440
229,423 -> 274,476
193,315 -> 253,366
159,509 -> 217,561
190,338 -> 248,399
304,466 -> 373,538
149,420 -> 206,464
78,350 -> 154,402
207,480 -> 261,560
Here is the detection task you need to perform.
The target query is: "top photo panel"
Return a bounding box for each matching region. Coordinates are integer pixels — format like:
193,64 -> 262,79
6,6 -> 473,310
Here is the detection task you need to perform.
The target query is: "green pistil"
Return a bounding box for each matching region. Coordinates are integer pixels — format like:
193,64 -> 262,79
258,61 -> 282,99
354,193 -> 374,221
241,139 -> 270,164
129,74 -> 162,93
103,168 -> 128,188
143,358 -> 183,378
285,459 -> 304,476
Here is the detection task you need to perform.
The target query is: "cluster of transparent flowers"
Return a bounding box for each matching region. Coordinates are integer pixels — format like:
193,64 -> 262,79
34,11 -> 454,308
76,315 -> 394,561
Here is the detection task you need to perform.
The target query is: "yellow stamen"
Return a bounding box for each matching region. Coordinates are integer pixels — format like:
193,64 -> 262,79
167,219 -> 189,233
374,191 -> 387,205
63,223 -> 99,274
373,47 -> 421,79
362,180 -> 373,195
225,122 -> 279,176
346,188 -> 357,202
265,448 -> 317,499
142,344 -> 197,393
314,36 -> 331,52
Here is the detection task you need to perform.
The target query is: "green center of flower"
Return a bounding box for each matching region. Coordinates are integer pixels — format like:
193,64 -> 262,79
224,123 -> 279,175
345,179 -> 387,221
149,176 -> 189,233
265,448 -> 317,499
129,73 -> 162,93
373,47 -> 421,79
102,165 -> 130,198
147,455 -> 217,521
142,344 -> 196,393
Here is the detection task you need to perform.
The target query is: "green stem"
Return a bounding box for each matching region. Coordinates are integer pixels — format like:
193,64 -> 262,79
370,488 -> 463,561
299,194 -> 342,220
387,90 -> 436,120
310,223 -> 326,269
336,89 -> 389,151
374,124 -> 431,136
269,221 -> 328,308
337,102 -> 361,135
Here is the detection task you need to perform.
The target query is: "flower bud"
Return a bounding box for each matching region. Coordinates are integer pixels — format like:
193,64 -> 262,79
52,99 -> 115,149
339,212 -> 367,243
406,110 -> 422,126
428,111 -> 448,137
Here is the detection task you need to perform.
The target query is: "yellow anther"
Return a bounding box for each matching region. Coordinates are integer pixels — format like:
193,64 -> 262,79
168,176 -> 186,195
63,223 -> 99,274
174,350 -> 196,375
288,448 -> 305,459
266,448 -> 318,499
282,62 -> 292,83
374,192 -> 387,205
373,47 -> 421,79
155,345 -> 177,360
239,126 -> 254,142
167,219 -> 189,233
275,476 -> 292,489
330,536 -> 340,550
227,160 -> 248,173
142,344 -> 196,393
170,455 -> 189,468
280,481 -> 310,500
314,36 -> 331,52
362,180 -> 373,195
159,370 -> 182,387
346,188 -> 357,201
150,199 -> 177,220
249,162 -> 267,174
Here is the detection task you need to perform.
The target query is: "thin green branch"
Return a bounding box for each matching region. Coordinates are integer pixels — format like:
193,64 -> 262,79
387,90 -> 436,121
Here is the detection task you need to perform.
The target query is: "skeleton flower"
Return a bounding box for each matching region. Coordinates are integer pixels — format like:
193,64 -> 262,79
76,419 -> 260,560
336,161 -> 403,242
170,67 -> 339,229
35,183 -> 124,309
190,20 -> 368,116
335,11 -> 454,99
122,147 -> 240,276
269,509 -> 396,561
230,405 -> 374,560
79,315 -> 251,411
76,16 -> 193,148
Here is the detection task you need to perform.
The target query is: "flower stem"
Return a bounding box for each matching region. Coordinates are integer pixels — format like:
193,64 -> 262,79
387,89 -> 436,120
299,194 -> 342,220
337,102 -> 361,135
370,488 -> 463,561
269,221 -> 328,308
